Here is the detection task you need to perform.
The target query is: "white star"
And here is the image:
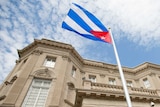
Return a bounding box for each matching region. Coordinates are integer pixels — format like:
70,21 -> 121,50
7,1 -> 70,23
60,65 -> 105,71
100,36 -> 105,40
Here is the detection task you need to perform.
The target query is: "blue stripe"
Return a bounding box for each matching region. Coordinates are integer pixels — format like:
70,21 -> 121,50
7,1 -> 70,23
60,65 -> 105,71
73,3 -> 108,32
62,22 -> 104,42
68,9 -> 92,33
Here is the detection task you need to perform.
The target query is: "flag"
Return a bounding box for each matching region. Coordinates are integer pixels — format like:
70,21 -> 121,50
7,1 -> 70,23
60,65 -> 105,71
62,3 -> 112,43
62,3 -> 133,107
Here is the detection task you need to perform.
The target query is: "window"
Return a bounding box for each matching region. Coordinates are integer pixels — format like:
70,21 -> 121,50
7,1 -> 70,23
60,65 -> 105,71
43,57 -> 56,68
109,78 -> 116,85
127,81 -> 133,87
143,78 -> 150,88
89,75 -> 96,82
71,66 -> 76,78
22,79 -> 51,107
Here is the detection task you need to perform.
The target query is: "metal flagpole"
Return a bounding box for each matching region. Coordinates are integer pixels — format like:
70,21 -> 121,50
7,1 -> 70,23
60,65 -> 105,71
109,28 -> 132,107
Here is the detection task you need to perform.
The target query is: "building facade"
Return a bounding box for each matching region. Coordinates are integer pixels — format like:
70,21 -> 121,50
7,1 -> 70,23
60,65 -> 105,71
0,38 -> 160,107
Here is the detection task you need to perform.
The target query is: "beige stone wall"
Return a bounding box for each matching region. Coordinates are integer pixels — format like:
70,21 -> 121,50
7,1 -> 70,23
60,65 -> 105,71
82,98 -> 160,107
0,39 -> 160,107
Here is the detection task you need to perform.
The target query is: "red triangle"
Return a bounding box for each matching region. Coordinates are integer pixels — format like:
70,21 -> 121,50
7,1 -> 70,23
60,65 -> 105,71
90,30 -> 112,43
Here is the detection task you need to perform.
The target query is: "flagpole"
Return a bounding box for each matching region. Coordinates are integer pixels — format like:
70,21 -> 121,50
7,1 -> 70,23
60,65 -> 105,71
109,28 -> 132,107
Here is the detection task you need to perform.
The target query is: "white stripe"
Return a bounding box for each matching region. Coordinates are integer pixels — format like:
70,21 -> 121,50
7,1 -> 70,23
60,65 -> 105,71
64,16 -> 92,35
72,5 -> 102,31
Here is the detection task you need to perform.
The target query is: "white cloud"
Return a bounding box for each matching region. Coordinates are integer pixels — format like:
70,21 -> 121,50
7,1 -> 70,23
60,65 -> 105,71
0,0 -> 160,83
95,0 -> 160,47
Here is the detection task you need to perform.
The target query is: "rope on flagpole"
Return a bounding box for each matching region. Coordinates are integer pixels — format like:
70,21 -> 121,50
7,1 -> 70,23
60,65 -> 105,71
109,28 -> 132,107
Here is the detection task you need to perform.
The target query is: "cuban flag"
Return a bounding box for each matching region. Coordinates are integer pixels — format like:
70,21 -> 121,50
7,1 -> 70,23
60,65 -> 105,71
62,3 -> 112,43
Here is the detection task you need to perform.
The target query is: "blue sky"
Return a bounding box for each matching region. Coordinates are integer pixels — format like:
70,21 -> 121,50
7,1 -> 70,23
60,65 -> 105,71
0,0 -> 160,83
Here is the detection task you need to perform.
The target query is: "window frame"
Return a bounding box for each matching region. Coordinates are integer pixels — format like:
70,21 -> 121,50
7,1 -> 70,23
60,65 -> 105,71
109,78 -> 116,85
22,78 -> 51,107
43,56 -> 56,68
71,66 -> 76,78
89,75 -> 96,82
126,80 -> 133,87
143,78 -> 151,88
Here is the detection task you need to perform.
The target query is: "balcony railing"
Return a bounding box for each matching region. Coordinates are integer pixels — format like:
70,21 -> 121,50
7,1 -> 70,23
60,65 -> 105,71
91,82 -> 124,93
131,87 -> 158,96
83,80 -> 159,97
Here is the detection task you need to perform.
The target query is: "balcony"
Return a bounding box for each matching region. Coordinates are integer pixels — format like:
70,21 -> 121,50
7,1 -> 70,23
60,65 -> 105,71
75,80 -> 160,107
82,80 -> 160,98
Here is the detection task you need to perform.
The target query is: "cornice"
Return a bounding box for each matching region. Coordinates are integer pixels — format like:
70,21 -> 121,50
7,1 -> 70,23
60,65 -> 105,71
119,62 -> 160,74
17,38 -> 84,63
17,38 -> 160,74
18,39 -> 73,57
83,59 -> 117,70
133,62 -> 160,74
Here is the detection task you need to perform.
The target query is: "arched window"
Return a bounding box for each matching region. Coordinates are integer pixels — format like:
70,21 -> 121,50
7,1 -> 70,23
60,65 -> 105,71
22,78 -> 51,107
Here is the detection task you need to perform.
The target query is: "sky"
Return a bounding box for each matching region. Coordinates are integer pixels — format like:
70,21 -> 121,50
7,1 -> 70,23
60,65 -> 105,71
0,0 -> 160,83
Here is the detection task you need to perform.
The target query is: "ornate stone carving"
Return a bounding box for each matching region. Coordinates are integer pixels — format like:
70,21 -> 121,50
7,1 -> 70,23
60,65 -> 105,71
10,76 -> 17,83
149,72 -> 155,76
4,81 -> 12,85
62,55 -> 68,60
34,68 -> 53,79
32,50 -> 43,55
62,55 -> 71,62
100,74 -> 105,78
108,70 -> 114,74
67,82 -> 75,89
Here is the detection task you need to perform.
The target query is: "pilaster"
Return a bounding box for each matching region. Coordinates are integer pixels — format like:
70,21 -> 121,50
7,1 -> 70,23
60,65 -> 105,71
49,56 -> 70,106
1,52 -> 40,106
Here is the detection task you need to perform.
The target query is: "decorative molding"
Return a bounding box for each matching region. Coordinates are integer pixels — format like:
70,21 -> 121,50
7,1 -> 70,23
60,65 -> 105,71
67,82 -> 75,89
100,74 -> 105,78
32,68 -> 55,79
149,72 -> 156,76
62,55 -> 68,60
10,75 -> 17,83
35,68 -> 50,78
4,81 -> 12,85
32,50 -> 43,55
62,55 -> 71,62
17,39 -> 160,75
108,70 -> 115,74
80,70 -> 85,74
75,83 -> 160,107
0,95 -> 6,101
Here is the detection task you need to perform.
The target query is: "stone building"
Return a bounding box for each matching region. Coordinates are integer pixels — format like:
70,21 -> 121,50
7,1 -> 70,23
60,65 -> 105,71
0,38 -> 160,107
